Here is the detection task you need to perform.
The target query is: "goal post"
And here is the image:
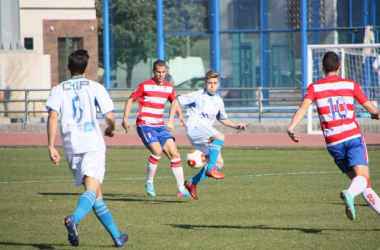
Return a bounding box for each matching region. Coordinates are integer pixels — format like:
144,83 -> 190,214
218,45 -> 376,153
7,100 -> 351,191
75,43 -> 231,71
306,44 -> 380,134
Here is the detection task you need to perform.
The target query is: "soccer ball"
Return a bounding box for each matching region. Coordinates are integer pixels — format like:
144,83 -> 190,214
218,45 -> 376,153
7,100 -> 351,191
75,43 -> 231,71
187,149 -> 206,169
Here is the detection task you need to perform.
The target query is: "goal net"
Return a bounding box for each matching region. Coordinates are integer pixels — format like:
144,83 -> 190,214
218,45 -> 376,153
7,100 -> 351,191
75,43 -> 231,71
307,44 -> 380,134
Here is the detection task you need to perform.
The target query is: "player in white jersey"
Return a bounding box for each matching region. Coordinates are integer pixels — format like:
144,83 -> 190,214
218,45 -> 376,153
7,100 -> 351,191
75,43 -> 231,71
46,49 -> 128,247
172,70 -> 246,200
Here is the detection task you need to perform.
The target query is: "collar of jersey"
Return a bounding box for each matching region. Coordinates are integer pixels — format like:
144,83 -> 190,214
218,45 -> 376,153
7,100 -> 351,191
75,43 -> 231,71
203,90 -> 216,96
70,76 -> 84,80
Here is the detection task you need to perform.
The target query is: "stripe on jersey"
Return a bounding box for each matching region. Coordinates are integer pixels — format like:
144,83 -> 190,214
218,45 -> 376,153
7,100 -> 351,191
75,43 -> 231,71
313,81 -> 354,92
144,96 -> 168,104
323,121 -> 357,137
319,110 -> 355,122
326,134 -> 362,146
142,106 -> 165,115
315,96 -> 354,107
144,85 -> 173,93
141,116 -> 164,124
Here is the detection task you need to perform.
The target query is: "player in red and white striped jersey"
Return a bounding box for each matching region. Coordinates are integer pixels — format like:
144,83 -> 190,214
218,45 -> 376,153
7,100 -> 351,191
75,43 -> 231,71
288,51 -> 380,221
122,60 -> 190,198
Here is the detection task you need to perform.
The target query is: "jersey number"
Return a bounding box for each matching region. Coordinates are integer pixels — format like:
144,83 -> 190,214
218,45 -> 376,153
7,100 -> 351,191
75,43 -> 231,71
72,96 -> 83,123
327,97 -> 347,120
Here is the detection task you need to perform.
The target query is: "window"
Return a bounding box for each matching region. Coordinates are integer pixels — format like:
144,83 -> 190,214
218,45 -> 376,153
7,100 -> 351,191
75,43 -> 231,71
24,37 -> 33,50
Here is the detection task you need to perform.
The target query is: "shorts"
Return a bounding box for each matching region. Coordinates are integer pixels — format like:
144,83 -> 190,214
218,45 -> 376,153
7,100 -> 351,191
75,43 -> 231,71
186,121 -> 220,155
327,136 -> 369,173
66,151 -> 106,186
137,125 -> 174,148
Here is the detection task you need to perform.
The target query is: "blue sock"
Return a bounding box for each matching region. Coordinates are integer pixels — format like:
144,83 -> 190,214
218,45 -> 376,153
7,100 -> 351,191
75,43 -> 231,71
207,139 -> 224,171
93,199 -> 121,239
190,165 -> 222,185
73,190 -> 96,225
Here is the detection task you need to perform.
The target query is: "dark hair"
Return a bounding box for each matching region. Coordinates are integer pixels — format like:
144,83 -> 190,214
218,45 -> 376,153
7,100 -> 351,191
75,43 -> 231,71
205,70 -> 220,80
153,60 -> 167,70
322,51 -> 340,73
68,49 -> 89,76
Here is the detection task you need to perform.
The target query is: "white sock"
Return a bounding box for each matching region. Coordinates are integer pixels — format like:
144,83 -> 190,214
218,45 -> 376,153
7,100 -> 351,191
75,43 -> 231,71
146,154 -> 160,184
361,188 -> 380,216
171,158 -> 185,191
347,175 -> 368,197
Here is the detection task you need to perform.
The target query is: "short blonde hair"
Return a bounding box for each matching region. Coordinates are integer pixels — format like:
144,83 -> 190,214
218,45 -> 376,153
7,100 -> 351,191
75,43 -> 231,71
205,70 -> 220,80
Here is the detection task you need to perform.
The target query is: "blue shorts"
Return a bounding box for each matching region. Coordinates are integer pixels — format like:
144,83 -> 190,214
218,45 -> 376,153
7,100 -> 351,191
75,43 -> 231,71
327,136 -> 369,173
137,125 -> 174,149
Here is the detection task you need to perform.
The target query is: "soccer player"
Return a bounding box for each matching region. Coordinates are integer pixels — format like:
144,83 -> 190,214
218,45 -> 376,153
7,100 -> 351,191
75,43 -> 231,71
46,49 -> 128,247
288,51 -> 380,220
173,70 -> 246,200
122,60 -> 191,197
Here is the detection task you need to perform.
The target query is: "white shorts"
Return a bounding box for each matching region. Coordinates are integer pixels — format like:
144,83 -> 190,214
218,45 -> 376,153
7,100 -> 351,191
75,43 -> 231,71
186,121 -> 220,155
66,151 -> 106,186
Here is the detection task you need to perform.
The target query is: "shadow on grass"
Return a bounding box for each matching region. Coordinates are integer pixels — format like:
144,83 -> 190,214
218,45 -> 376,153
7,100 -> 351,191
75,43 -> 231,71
330,202 -> 369,207
39,192 -> 188,204
169,224 -> 380,233
0,241 -> 110,249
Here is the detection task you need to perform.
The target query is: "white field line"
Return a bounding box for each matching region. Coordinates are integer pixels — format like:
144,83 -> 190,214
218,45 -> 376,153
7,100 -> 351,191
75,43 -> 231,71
0,170 -> 345,185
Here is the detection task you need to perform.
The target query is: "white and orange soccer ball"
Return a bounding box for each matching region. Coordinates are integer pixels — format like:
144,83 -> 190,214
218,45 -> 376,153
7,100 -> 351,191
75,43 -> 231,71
186,149 -> 206,169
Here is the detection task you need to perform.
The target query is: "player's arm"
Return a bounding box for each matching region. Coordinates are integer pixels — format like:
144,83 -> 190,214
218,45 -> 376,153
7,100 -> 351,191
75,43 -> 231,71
47,109 -> 61,165
218,118 -> 246,131
287,98 -> 313,143
362,100 -> 380,120
104,112 -> 116,137
122,97 -> 134,133
167,99 -> 185,131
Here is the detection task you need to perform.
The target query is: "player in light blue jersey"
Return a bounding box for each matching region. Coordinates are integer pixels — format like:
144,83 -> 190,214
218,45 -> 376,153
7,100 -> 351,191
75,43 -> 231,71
46,49 -> 128,247
170,70 -> 246,200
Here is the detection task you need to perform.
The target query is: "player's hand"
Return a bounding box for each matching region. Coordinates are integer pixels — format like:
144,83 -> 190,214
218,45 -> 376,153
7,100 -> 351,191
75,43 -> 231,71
178,116 -> 186,127
104,127 -> 115,137
287,129 -> 300,143
122,119 -> 131,133
49,147 -> 61,165
166,120 -> 174,132
235,123 -> 246,131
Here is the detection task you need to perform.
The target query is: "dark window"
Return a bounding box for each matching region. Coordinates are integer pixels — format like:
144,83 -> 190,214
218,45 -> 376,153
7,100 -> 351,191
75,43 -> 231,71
24,37 -> 33,50
58,37 -> 84,83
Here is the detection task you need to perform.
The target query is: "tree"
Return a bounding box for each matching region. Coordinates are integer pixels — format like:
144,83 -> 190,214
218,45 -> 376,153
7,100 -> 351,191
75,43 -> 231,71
96,0 -> 206,88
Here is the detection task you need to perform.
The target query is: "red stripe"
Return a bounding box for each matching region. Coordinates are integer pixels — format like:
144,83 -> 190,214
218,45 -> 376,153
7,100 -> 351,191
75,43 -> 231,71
171,161 -> 181,168
149,156 -> 160,164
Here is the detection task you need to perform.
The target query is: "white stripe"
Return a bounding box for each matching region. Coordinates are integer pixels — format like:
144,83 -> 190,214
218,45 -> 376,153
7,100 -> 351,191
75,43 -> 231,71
314,81 -> 354,92
144,85 -> 173,93
141,116 -> 164,124
319,110 -> 354,122
144,96 -> 168,104
316,96 -> 354,107
326,134 -> 362,146
323,122 -> 357,137
142,106 -> 165,115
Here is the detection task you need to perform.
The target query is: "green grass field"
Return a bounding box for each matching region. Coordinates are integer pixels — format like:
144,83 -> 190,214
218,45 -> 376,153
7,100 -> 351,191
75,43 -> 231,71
1,146 -> 380,249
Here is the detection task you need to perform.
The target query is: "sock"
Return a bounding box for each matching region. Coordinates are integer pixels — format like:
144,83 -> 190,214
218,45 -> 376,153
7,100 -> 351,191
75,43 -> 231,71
347,175 -> 368,197
146,154 -> 160,184
207,139 -> 224,171
190,165 -> 222,185
360,179 -> 380,215
171,158 -> 185,191
73,190 -> 96,225
93,199 -> 121,239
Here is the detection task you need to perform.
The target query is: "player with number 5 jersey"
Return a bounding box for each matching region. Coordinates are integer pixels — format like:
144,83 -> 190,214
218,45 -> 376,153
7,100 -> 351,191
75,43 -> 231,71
288,51 -> 380,222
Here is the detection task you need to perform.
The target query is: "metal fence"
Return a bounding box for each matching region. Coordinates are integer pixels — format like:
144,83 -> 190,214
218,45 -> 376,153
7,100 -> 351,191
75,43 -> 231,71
0,87 -> 379,126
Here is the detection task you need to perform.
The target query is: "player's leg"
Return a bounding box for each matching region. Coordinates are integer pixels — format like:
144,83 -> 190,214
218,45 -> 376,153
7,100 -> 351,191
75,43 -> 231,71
93,187 -> 128,247
162,138 -> 190,197
205,134 -> 226,179
138,126 -> 163,196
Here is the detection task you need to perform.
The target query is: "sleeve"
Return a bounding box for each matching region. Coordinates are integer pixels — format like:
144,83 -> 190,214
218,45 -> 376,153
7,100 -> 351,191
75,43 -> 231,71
353,82 -> 369,105
168,87 -> 176,103
130,83 -> 144,100
303,84 -> 316,102
216,98 -> 228,120
46,86 -> 62,114
95,84 -> 115,115
177,90 -> 202,107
